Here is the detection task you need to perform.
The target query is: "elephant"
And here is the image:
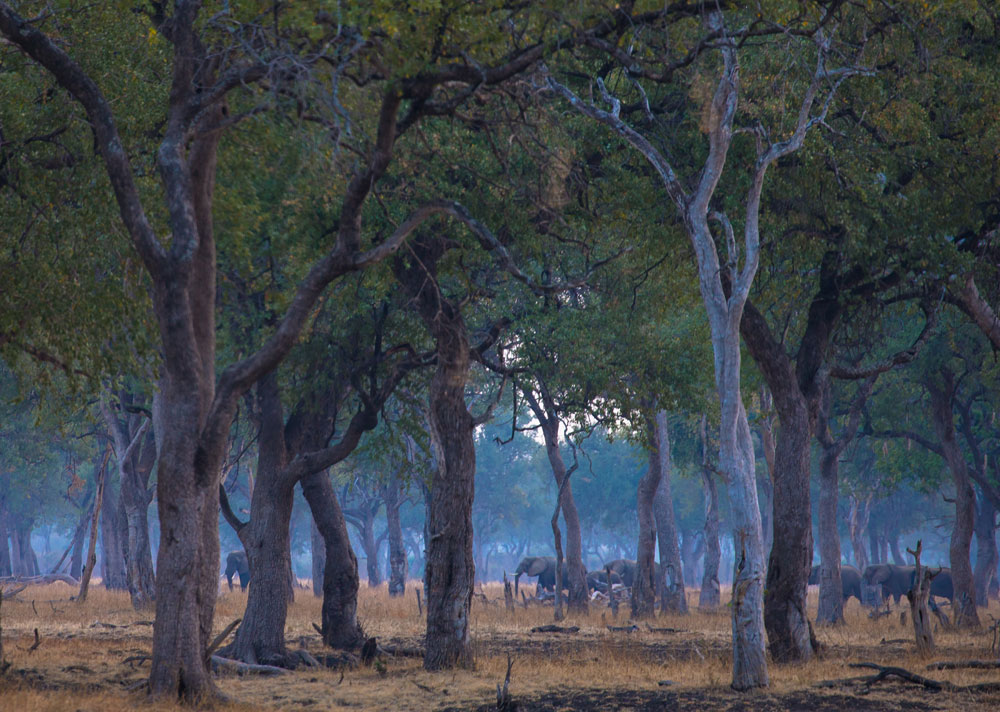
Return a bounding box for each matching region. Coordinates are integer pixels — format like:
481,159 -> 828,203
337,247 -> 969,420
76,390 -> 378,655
225,550 -> 251,591
808,564 -> 863,604
605,559 -> 661,589
586,569 -> 623,593
863,564 -> 915,604
513,556 -> 560,597
864,563 -> 955,605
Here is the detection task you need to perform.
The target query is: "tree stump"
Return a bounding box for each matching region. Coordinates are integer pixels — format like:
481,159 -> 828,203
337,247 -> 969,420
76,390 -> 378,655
503,573 -> 514,613
906,541 -> 935,656
606,565 -> 618,618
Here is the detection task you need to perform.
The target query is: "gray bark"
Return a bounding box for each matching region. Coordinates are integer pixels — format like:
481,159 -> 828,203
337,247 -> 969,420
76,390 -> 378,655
698,414 -> 721,611
650,411 -> 686,614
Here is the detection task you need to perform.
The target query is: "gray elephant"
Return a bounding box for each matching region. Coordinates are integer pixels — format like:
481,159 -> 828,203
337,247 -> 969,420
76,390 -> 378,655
863,564 -> 915,604
225,550 -> 251,591
513,556 -> 560,597
809,564 -> 863,604
605,559 -> 661,589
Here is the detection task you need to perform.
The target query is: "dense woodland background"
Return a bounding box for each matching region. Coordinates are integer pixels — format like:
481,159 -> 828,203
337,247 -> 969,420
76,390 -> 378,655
1,0 -> 999,702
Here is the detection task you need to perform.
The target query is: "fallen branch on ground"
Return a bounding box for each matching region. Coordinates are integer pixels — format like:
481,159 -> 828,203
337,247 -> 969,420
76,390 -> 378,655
204,618 -> 241,660
607,624 -> 639,633
646,625 -> 682,633
0,585 -> 27,599
210,655 -> 288,676
530,625 -> 579,634
927,660 -> 1000,670
0,574 -> 78,586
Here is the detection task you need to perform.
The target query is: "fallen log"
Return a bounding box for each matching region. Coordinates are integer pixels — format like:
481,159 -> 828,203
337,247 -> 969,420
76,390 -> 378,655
927,660 -> 1000,671
0,574 -> 79,587
645,625 -> 682,633
849,662 -> 943,690
210,655 -> 288,676
530,625 -> 579,634
607,624 -> 639,633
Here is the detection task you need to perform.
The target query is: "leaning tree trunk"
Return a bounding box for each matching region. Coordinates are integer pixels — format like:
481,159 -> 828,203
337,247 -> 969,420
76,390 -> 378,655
384,473 -> 408,597
650,411 -> 686,614
301,470 -> 363,650
698,415 -> 721,611
542,426 -> 589,614
974,492 -> 998,604
927,369 -> 980,628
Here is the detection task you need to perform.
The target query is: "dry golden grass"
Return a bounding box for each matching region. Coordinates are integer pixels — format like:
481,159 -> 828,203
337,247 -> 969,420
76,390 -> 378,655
1,579 -> 999,710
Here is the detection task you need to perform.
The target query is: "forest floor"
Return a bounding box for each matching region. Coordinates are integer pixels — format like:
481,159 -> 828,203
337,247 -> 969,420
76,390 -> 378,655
1,580 -> 999,711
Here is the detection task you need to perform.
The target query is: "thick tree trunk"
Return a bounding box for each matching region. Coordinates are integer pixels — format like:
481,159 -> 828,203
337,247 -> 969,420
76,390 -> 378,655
222,375 -> 296,666
100,471 -> 127,591
869,527 -> 882,566
848,497 -> 870,572
699,415 -> 721,611
649,411 -> 686,614
422,349 -> 476,669
927,370 -> 980,628
634,412 -> 663,619
974,492 -> 998,604
301,470 -> 362,650
756,396 -> 776,558
384,474 -> 407,597
310,518 -> 325,598
360,517 -> 381,587
816,445 -> 844,625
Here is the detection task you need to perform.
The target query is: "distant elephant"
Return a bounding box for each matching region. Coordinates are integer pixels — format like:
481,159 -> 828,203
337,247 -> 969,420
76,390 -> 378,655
225,550 -> 250,591
586,569 -> 622,593
514,556 -> 559,597
928,567 -> 953,603
863,564 -> 915,604
605,559 -> 638,588
809,564 -> 863,604
605,559 -> 660,589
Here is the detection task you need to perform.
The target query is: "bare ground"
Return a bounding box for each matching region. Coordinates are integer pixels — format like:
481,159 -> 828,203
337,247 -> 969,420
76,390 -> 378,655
1,581 -> 999,711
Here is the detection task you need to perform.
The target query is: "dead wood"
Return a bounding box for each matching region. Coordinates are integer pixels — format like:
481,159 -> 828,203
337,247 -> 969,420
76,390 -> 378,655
25,628 -> 41,654
0,574 -> 78,587
0,584 -> 28,598
416,587 -> 423,616
31,600 -> 37,615
205,618 -> 241,660
360,636 -> 378,665
312,622 -> 323,637
496,654 -> 515,711
879,638 -> 910,645
646,625 -> 682,633
530,625 -> 579,633
210,654 -> 289,676
291,649 -> 321,668
91,621 -> 119,628
503,573 -> 514,612
657,680 -> 676,687
124,679 -> 148,693
63,664 -> 95,674
378,644 -> 424,658
122,655 -> 151,668
607,624 -> 639,632
906,540 -> 935,655
927,660 -> 1000,670
849,662 -> 943,690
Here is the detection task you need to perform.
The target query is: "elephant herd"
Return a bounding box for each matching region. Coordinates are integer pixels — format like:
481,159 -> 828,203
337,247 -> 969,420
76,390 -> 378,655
512,555 -> 956,609
512,556 -> 649,597
809,562 -> 954,606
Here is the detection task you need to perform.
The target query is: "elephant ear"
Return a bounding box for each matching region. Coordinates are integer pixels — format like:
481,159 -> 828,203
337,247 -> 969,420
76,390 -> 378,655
527,558 -> 548,576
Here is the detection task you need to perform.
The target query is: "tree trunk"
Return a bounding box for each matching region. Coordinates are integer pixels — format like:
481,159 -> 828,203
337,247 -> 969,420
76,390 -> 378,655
816,443 -> 844,625
974,491 -> 998,604
0,510 -> 11,578
699,415 -> 721,611
848,497 -> 870,572
100,468 -> 127,591
869,527 -> 881,566
361,516 -> 381,587
927,369 -> 980,628
222,374 -> 297,666
394,237 -> 477,669
633,412 -> 663,619
384,473 -> 407,597
78,446 -> 110,603
301,470 -> 362,650
650,411 -> 686,614
310,517 -> 325,598
525,388 -> 589,614
756,394 -> 776,558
